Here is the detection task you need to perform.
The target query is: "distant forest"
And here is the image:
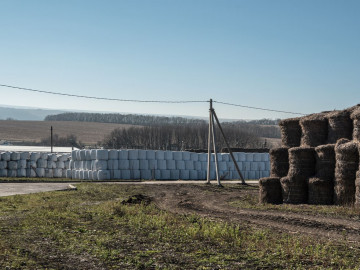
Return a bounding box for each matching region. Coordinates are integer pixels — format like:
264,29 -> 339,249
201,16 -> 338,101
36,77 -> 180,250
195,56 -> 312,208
44,112 -> 280,149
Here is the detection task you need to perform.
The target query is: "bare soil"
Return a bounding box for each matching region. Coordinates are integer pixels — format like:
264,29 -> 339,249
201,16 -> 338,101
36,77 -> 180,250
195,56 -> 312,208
140,184 -> 360,244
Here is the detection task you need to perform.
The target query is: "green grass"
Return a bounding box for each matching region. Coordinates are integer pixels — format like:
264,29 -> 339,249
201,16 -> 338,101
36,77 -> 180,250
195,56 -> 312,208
0,184 -> 360,269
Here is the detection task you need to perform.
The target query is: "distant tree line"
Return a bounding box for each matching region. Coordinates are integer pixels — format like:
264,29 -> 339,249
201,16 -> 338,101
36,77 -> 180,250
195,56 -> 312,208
102,124 -> 265,150
45,112 -> 206,126
15,134 -> 83,148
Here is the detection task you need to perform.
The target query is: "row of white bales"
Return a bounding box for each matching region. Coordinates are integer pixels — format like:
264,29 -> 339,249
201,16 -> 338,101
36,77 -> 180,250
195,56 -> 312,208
0,149 -> 270,180
70,149 -> 270,180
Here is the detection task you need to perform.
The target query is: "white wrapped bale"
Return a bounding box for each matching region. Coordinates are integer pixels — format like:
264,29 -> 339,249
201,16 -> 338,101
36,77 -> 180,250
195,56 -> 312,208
201,162 -> 208,171
258,162 -> 266,171
148,160 -> 157,170
166,160 -> 176,170
45,169 -> 54,178
20,152 -> 30,160
94,160 -> 108,170
176,160 -> 185,170
119,160 -> 130,170
225,161 -> 234,171
118,150 -> 128,160
261,153 -> 269,162
18,160 -> 27,169
0,161 -> 7,170
253,153 -> 262,162
190,153 -> 199,161
8,161 -> 18,170
189,170 -> 198,180
199,153 -> 207,162
78,170 -> 84,179
90,149 -> 97,160
218,162 -> 227,171
54,169 -> 62,178
155,150 -> 165,160
265,161 -> 270,171
10,152 -> 20,161
17,169 -> 26,177
76,151 -> 81,161
65,161 -> 70,169
109,150 -> 118,160
146,150 -> 155,160
8,169 -> 17,177
36,168 -> 45,177
139,160 -> 149,170
91,171 -> 98,180
66,169 -> 72,179
113,170 -> 121,179
255,171 -> 260,179
62,169 -> 67,178
56,161 -> 65,169
157,160 -> 167,170
246,153 -> 254,162
238,152 -> 246,162
85,150 -> 92,161
248,171 -> 256,179
198,170 -> 206,180
185,161 -> 194,170
26,168 -> 36,178
261,171 -> 270,178
108,160 -> 119,170
30,152 -> 40,161
71,150 -> 77,161
173,151 -> 182,161
121,170 -> 131,180
236,162 -> 243,171
98,170 -> 111,180
40,153 -> 48,160
221,153 -> 230,162
216,153 -> 222,162
71,170 -> 76,179
243,162 -> 251,171
96,150 -> 108,160
128,150 -> 139,160
170,170 -> 180,180
154,170 -> 161,180
83,170 -> 89,180
69,160 -> 74,170
183,152 -> 190,161
137,150 -> 146,160
194,161 -> 202,171
74,161 -> 81,170
85,161 -> 92,170
78,150 -> 85,160
47,161 -> 56,169
220,171 -> 230,180
161,170 -> 171,179
0,169 -> 7,177
58,154 -> 69,162
131,170 -> 141,180
129,160 -> 140,170
141,170 -> 152,180
180,170 -> 189,180
1,152 -> 10,161
164,151 -> 173,160
251,162 -> 258,171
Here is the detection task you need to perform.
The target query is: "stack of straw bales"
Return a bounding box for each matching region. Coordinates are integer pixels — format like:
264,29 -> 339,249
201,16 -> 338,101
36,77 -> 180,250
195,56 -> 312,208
351,107 -> 360,142
327,110 -> 352,143
334,139 -> 359,205
308,144 -> 335,204
259,177 -> 282,204
300,113 -> 328,147
269,147 -> 289,178
279,118 -> 301,147
280,147 -> 316,204
355,143 -> 360,207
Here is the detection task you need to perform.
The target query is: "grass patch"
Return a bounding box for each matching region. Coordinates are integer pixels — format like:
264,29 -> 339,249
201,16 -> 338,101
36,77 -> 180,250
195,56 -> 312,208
0,184 -> 359,269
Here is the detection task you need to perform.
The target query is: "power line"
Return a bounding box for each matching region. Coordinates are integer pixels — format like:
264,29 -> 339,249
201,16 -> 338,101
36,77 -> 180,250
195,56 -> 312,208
0,83 -> 306,115
0,84 -> 206,104
213,101 -> 306,116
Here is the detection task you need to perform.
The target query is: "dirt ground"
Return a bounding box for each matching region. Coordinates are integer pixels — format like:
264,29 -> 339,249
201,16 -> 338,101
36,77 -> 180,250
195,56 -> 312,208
133,184 -> 360,244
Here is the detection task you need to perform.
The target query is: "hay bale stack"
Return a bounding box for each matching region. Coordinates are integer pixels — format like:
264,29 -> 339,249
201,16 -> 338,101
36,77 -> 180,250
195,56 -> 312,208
355,144 -> 360,207
280,147 -> 316,204
308,144 -> 336,205
300,113 -> 328,147
259,177 -> 282,204
269,147 -> 289,178
334,139 -> 359,205
279,118 -> 302,148
351,107 -> 360,142
326,110 -> 353,143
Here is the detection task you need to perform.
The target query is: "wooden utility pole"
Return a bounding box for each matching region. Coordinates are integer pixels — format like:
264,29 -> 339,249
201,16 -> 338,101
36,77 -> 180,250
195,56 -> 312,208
50,126 -> 53,153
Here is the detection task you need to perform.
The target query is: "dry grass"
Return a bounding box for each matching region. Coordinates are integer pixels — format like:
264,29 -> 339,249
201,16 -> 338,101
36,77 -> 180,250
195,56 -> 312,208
0,120 -> 139,145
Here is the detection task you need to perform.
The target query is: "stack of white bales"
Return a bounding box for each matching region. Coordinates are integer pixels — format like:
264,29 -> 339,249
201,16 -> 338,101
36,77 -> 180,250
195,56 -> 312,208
68,149 -> 270,181
0,152 -> 70,178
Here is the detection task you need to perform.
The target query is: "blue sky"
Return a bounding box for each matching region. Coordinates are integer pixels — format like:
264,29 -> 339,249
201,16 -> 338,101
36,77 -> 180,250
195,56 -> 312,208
1,0 -> 359,119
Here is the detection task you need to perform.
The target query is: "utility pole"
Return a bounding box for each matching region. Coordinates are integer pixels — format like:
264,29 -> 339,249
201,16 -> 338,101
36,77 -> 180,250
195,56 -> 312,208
50,126 -> 53,153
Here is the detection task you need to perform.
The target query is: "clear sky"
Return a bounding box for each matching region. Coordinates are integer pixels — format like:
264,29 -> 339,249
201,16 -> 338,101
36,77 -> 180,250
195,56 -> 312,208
1,0 -> 359,120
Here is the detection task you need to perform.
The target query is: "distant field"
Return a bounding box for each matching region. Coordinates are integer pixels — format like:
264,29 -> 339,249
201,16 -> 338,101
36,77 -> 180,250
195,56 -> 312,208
0,120 -> 137,145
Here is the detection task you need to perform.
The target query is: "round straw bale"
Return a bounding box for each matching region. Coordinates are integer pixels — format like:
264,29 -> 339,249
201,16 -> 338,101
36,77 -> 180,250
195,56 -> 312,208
300,113 -> 328,147
335,139 -> 359,162
280,175 -> 308,204
351,107 -> 360,141
315,144 -> 335,180
355,178 -> 360,207
279,118 -> 302,148
308,177 -> 333,205
326,110 -> 352,143
288,147 -> 316,177
269,147 -> 289,178
259,177 -> 282,204
334,179 -> 356,206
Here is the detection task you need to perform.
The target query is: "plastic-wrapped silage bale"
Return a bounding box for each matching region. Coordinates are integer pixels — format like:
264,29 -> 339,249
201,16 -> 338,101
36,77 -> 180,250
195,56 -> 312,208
45,169 -> 53,178
190,153 -> 199,161
47,161 -> 56,169
238,152 -> 246,162
146,150 -> 155,160
119,160 -> 130,170
17,169 -> 26,177
201,162 -> 208,171
18,160 -> 27,169
36,168 -> 45,177
56,161 -> 65,169
157,160 -> 166,170
246,153 -> 254,162
161,170 -> 171,179
164,151 -> 173,160
253,153 -> 262,162
261,171 -> 270,178
54,169 -> 62,178
109,150 -> 118,160
173,151 -> 182,161
20,152 -> 30,160
148,160 -> 157,170
258,162 -> 266,171
113,170 -> 121,180
8,161 -> 18,170
194,161 -> 202,171
131,170 -> 140,180
128,149 -> 138,160
138,150 -> 146,160
71,150 -> 77,161
65,161 -> 70,169
176,160 -> 185,170
170,170 -> 180,180
10,152 -> 20,161
154,170 -> 161,180
243,162 -> 251,171
189,170 -> 198,180
198,153 -> 207,162
226,161 -> 235,171
121,170 -> 131,180
155,150 -> 164,160
30,152 -> 40,161
218,162 -> 227,171
0,161 -> 7,170
129,160 -> 140,170
248,171 -> 256,179
1,152 -> 10,161
108,160 -> 118,170
71,170 -> 76,179
139,160 -> 149,170
0,169 -> 7,177
90,149 -> 97,160
185,161 -> 194,170
96,150 -> 108,160
94,160 -> 108,170
85,150 -> 92,161
66,169 -> 72,179
221,153 -> 230,162
183,152 -> 191,161
83,170 -> 89,180
8,169 -> 17,177
261,153 -> 269,162
166,160 -> 176,170
180,170 -> 189,180
118,150 -> 128,160
140,170 -> 152,180
251,162 -> 258,171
